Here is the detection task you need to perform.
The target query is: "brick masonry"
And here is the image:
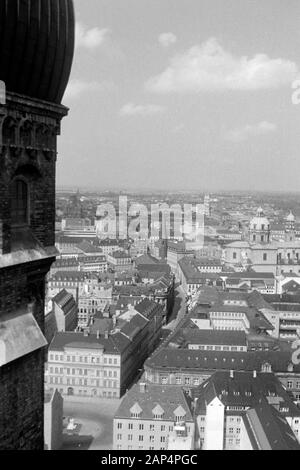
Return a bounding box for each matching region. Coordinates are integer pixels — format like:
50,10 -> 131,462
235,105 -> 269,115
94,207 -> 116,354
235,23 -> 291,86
0,93 -> 68,449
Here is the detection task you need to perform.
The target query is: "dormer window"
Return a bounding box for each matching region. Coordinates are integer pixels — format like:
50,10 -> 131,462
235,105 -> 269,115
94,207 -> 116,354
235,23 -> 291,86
152,404 -> 164,420
130,402 -> 142,419
174,405 -> 186,423
11,178 -> 29,226
261,362 -> 272,373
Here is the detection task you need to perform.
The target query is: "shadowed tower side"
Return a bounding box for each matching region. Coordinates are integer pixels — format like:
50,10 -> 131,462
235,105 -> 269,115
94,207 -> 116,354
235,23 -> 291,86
0,0 -> 75,450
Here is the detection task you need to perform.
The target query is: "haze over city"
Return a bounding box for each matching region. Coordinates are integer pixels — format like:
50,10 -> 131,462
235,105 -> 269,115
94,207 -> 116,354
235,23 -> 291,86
58,0 -> 300,192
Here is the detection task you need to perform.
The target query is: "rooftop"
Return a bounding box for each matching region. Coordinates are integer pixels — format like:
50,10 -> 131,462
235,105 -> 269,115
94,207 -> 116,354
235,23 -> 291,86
114,383 -> 193,422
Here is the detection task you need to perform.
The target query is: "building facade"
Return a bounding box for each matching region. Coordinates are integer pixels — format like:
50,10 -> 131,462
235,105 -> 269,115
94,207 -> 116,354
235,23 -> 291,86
113,383 -> 195,451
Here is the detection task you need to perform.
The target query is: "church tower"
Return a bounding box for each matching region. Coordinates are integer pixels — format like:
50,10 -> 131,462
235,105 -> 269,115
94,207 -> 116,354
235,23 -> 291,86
0,0 -> 74,450
285,211 -> 296,242
249,207 -> 270,244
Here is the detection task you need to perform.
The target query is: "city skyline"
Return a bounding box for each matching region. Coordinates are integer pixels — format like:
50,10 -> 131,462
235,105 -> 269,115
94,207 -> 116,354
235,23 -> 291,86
58,0 -> 300,192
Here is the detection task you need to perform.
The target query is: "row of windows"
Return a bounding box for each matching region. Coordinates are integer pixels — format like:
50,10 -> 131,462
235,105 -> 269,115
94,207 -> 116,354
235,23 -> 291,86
228,428 -> 241,434
49,367 -> 118,378
287,381 -> 300,389
48,377 -> 119,388
116,423 -> 177,432
228,417 -> 241,423
190,345 -> 245,352
116,446 -> 166,451
116,435 -> 166,443
226,439 -> 241,446
211,312 -> 245,318
48,388 -> 119,398
49,354 -> 119,365
160,376 -> 201,385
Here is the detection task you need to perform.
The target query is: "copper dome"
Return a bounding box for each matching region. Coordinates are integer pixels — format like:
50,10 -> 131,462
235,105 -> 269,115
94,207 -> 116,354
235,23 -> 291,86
0,0 -> 75,104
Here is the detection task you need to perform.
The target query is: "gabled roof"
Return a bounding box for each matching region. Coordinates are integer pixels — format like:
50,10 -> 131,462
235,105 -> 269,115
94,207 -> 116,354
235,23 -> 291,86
53,290 -> 75,312
152,404 -> 164,416
135,299 -> 164,320
130,402 -> 142,415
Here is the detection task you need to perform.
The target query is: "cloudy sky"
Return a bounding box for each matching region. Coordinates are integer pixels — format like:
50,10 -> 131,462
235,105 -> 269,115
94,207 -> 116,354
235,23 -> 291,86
58,0 -> 300,192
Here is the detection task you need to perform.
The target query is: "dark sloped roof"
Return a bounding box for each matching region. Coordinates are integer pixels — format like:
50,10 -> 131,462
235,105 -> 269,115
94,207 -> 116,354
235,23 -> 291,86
114,383 -> 193,421
145,348 -> 300,374
49,270 -> 87,282
194,371 -> 300,416
135,299 -> 164,320
135,254 -> 160,266
184,329 -> 247,347
49,332 -> 127,354
121,314 -> 148,339
244,400 -> 300,450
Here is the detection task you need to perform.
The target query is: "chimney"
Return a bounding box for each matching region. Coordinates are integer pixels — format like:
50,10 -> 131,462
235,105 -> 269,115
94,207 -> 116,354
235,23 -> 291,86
140,382 -> 147,393
105,331 -> 109,340
83,329 -> 89,337
253,370 -> 257,378
97,331 -> 100,340
230,370 -> 234,379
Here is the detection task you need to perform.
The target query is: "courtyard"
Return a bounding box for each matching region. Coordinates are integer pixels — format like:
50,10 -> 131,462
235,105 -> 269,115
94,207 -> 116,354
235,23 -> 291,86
61,396 -> 122,450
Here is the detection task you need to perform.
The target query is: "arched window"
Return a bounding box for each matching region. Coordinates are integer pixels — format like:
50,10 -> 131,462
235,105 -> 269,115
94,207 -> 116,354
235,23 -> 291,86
20,121 -> 32,147
11,178 -> 29,226
3,117 -> 16,145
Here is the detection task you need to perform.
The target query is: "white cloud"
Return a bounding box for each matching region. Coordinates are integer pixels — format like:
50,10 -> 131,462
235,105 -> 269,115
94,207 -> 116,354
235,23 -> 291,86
119,103 -> 166,117
224,121 -> 277,143
76,22 -> 110,49
146,37 -> 298,93
158,32 -> 177,48
64,79 -> 113,100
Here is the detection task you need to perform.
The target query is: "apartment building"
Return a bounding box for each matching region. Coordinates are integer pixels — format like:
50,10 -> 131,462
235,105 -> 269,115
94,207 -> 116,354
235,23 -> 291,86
78,284 -> 113,327
113,383 -> 195,451
46,331 -> 122,398
193,371 -> 300,450
107,251 -> 133,273
263,294 -> 300,341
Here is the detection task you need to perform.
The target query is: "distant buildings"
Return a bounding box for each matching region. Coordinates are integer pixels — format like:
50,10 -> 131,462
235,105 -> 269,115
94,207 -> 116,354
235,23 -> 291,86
178,257 -> 223,294
45,290 -> 78,345
263,294 -> 300,341
223,208 -> 300,275
167,240 -> 194,275
113,383 -> 195,450
107,251 -> 133,273
78,283 -> 113,328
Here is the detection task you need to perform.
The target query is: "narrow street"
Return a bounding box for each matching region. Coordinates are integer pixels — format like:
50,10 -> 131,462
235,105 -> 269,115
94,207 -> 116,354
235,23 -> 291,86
164,285 -> 187,332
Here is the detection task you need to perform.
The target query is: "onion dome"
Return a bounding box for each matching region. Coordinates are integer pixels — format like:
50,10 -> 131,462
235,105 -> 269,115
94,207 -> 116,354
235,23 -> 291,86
0,0 -> 75,104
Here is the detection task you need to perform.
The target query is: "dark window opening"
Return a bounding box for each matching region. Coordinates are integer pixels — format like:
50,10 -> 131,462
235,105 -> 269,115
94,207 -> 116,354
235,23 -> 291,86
3,118 -> 15,145
11,179 -> 29,226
